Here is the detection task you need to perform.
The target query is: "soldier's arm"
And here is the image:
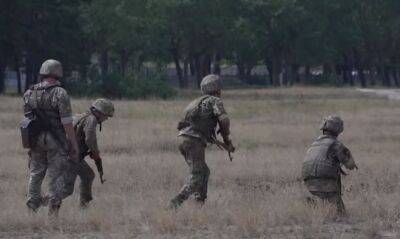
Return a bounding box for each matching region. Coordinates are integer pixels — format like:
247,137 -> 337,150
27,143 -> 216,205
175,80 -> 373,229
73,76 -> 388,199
334,142 -> 357,170
56,88 -> 79,161
213,98 -> 234,151
83,116 -> 100,154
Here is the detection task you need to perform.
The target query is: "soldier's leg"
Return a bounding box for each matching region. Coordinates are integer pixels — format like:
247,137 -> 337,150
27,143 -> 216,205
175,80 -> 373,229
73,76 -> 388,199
327,193 -> 346,217
312,192 -> 346,217
170,137 -> 205,207
76,160 -> 95,207
27,149 -> 47,211
62,161 -> 78,200
46,137 -> 69,216
194,161 -> 210,203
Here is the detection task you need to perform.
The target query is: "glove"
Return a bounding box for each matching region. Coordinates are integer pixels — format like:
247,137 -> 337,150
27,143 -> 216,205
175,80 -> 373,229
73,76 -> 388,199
224,139 -> 235,153
90,152 -> 101,161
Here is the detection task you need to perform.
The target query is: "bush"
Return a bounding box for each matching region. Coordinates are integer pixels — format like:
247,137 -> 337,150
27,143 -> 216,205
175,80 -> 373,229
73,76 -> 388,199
65,72 -> 177,99
302,74 -> 338,86
122,73 -> 177,99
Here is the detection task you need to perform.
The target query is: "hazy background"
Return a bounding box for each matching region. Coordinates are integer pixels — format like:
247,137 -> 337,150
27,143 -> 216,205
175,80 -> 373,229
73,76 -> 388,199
1,0 -> 400,98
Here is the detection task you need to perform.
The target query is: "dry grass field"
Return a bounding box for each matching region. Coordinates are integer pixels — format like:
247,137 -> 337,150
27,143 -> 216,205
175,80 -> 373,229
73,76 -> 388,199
1,87 -> 400,238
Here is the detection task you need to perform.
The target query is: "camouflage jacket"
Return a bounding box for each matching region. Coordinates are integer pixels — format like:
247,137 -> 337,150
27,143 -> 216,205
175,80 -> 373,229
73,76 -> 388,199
178,95 -> 228,143
303,135 -> 355,192
23,81 -> 72,146
73,111 -> 100,157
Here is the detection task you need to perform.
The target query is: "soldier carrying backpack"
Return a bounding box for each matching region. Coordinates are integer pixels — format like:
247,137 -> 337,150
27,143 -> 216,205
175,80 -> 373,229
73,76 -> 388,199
21,59 -> 79,217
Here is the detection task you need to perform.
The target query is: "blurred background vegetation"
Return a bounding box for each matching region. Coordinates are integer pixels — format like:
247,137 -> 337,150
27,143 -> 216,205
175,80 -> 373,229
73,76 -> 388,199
1,0 -> 400,98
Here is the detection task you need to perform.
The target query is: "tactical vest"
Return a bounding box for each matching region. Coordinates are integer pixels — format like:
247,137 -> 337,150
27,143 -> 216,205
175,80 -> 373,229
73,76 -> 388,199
302,135 -> 340,180
182,95 -> 219,141
24,83 -> 68,146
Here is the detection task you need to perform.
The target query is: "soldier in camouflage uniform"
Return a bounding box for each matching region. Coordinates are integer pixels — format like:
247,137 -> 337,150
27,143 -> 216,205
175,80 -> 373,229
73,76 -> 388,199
23,59 -> 79,216
302,115 -> 357,216
63,99 -> 114,207
169,74 -> 235,208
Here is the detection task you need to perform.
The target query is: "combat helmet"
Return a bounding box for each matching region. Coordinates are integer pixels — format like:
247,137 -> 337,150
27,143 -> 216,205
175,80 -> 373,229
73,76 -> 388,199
92,98 -> 115,117
39,59 -> 63,78
200,74 -> 222,95
320,115 -> 344,135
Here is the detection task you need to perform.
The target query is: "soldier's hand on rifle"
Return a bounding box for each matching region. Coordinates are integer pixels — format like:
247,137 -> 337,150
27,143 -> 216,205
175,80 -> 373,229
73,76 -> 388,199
90,152 -> 106,184
224,139 -> 235,153
89,152 -> 100,161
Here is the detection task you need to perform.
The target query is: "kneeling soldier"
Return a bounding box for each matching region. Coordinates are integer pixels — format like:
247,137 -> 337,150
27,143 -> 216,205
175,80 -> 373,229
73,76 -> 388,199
302,115 -> 357,217
63,98 -> 114,207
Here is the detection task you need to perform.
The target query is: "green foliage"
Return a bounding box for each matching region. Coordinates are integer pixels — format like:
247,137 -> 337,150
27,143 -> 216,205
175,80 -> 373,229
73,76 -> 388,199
122,74 -> 177,99
2,0 -> 400,92
64,72 -> 177,99
302,75 -> 338,86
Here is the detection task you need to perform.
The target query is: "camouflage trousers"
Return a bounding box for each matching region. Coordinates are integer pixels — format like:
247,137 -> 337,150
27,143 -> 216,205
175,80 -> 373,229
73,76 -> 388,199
63,159 -> 95,204
171,136 -> 210,207
308,191 -> 346,216
27,132 -> 68,212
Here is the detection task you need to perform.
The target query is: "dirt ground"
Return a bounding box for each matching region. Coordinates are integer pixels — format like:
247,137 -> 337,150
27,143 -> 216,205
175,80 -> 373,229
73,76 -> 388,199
1,87 -> 400,238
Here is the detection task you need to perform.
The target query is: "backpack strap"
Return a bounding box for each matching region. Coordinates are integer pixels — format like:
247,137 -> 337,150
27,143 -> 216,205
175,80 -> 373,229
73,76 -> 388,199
31,84 -> 65,148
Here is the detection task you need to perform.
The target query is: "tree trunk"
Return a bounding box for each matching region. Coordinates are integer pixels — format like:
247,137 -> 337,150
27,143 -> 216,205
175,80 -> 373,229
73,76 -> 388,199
237,62 -> 246,83
392,67 -> 399,87
245,66 -> 253,84
100,50 -> 109,76
291,64 -> 300,84
356,66 -> 367,88
171,48 -> 184,88
272,59 -> 281,87
323,63 -> 332,77
0,61 -> 5,94
25,60 -> 32,91
305,65 -> 311,82
369,66 -> 377,86
120,49 -> 129,79
213,53 -> 221,74
183,58 -> 189,88
203,54 -> 211,76
282,62 -> 290,86
189,58 -> 196,76
383,65 -> 391,86
265,59 -> 273,85
194,55 -> 202,88
15,55 -> 22,94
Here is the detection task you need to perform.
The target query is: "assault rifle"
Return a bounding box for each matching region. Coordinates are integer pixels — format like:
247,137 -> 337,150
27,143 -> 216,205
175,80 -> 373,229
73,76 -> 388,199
214,139 -> 234,161
81,151 -> 106,184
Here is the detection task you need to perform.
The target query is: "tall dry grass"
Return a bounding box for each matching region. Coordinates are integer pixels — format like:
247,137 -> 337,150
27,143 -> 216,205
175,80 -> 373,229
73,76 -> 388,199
0,87 -> 399,238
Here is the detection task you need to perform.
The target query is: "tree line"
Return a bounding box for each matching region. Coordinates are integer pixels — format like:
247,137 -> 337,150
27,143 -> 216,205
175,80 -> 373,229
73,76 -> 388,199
1,0 -> 400,95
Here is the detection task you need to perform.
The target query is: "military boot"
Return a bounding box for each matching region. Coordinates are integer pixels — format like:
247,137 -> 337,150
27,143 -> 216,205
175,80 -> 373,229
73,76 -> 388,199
168,196 -> 185,210
79,199 -> 90,209
26,201 -> 38,213
41,195 -> 49,207
48,205 -> 60,219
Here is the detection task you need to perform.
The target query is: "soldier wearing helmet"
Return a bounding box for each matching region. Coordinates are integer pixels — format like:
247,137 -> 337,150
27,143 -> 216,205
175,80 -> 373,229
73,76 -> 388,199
169,74 -> 235,209
23,59 -> 79,217
62,98 -> 114,208
302,115 -> 357,217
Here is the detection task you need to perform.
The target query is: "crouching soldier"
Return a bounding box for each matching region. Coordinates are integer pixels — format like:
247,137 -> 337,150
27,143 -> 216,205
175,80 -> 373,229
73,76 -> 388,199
63,98 -> 114,208
169,74 -> 235,209
302,115 -> 357,217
